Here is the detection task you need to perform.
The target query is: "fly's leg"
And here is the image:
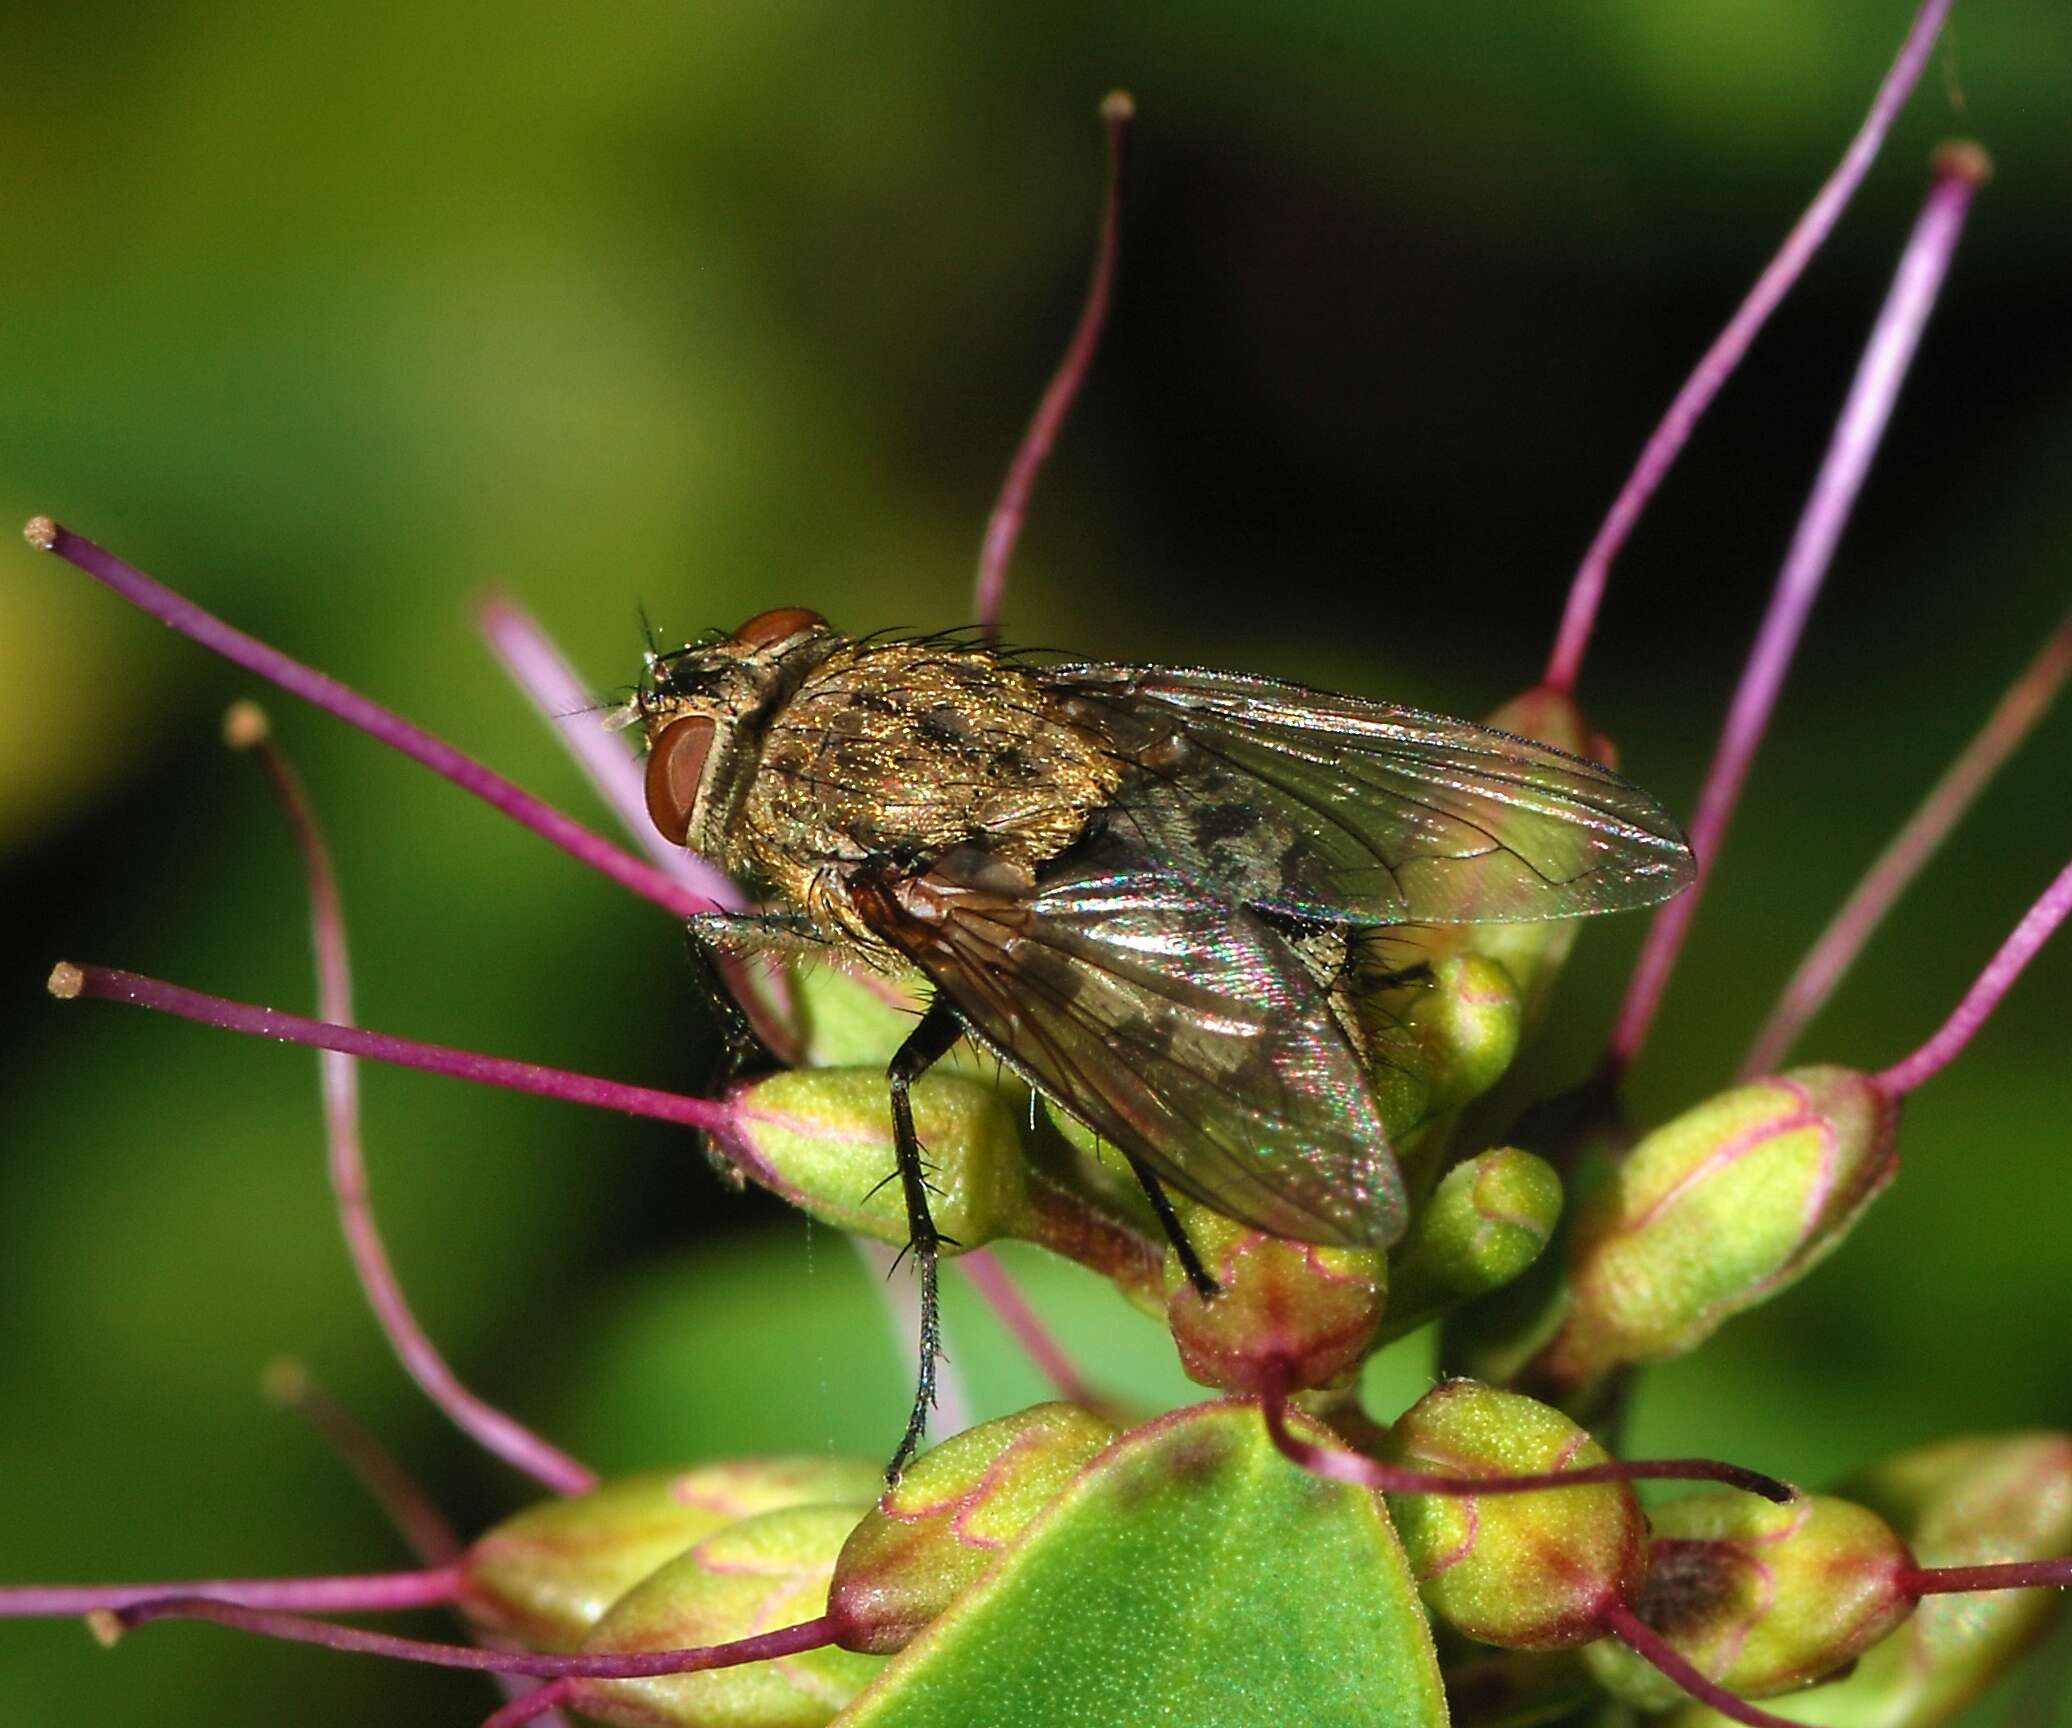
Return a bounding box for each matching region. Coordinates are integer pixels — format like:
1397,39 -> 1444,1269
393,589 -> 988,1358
682,908 -> 826,1181
884,996 -> 968,1479
1121,1150 -> 1219,1300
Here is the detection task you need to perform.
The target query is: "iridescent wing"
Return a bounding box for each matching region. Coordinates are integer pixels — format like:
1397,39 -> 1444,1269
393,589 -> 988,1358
1045,665 -> 1694,927
852,846 -> 1405,1248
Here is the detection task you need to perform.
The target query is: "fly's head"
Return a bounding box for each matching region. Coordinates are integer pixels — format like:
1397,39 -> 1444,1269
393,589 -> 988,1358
630,605 -> 836,856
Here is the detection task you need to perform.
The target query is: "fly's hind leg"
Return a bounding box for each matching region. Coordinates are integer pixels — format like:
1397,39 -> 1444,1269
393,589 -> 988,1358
1122,1150 -> 1219,1300
884,995 -> 968,1479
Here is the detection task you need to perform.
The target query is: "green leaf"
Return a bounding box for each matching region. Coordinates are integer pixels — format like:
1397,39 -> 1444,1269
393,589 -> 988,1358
831,1399 -> 1448,1728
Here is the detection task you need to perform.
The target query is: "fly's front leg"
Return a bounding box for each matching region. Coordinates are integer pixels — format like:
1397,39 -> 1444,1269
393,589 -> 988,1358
884,995 -> 967,1479
683,908 -> 826,1177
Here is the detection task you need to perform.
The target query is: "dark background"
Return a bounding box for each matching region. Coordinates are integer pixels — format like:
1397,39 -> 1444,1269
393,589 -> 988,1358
3,4 -> 2067,1723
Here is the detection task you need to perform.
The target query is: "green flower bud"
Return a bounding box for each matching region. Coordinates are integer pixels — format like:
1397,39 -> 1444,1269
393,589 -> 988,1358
787,963 -> 924,1069
1383,1148 -> 1562,1340
1366,952 -> 1523,1148
1383,1380 -> 1645,1650
724,1068 -> 1033,1250
828,1402 -> 1119,1653
1544,1066 -> 1898,1388
1162,1203 -> 1387,1396
1672,1432 -> 2072,1728
570,1503 -> 883,1728
1584,1492 -> 1912,1708
459,1458 -> 882,1651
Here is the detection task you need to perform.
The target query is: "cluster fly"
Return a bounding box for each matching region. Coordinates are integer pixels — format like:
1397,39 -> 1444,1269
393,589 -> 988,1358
624,607 -> 1693,1471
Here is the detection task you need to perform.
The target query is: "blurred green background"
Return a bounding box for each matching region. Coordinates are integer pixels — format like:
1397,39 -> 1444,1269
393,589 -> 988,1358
3,2 -> 2068,1722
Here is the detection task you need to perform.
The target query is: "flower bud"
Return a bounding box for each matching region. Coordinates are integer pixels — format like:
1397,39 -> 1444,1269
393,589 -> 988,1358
1724,1432 -> 2072,1728
1383,1380 -> 1645,1650
458,1457 -> 882,1651
723,1068 -> 1033,1249
1366,953 -> 1523,1147
1543,1066 -> 1898,1387
828,1402 -> 1118,1653
1584,1492 -> 1912,1708
1162,1203 -> 1386,1396
788,962 -> 925,1069
1384,1148 -> 1562,1338
569,1502 -> 883,1728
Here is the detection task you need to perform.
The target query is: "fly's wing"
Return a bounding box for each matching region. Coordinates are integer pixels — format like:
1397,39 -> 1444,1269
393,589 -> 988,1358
853,849 -> 1405,1248
1045,665 -> 1694,927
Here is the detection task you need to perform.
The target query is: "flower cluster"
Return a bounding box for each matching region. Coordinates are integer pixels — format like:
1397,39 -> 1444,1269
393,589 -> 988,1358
8,5 -> 2071,1725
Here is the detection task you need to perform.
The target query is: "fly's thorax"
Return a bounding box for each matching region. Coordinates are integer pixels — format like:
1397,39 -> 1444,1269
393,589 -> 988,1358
741,641 -> 1125,904
638,609 -> 840,864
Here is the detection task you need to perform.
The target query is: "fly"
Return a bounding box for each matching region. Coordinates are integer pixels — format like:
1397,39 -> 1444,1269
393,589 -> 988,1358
628,608 -> 1694,1473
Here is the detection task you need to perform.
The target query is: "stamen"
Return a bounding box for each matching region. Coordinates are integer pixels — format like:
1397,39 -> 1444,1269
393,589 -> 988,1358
1876,856 -> 2072,1096
475,592 -> 798,1060
1603,142 -> 1990,1082
1901,1558 -> 2072,1595
263,1359 -> 464,1566
22,520 -> 720,920
1741,609 -> 2072,1077
0,1566 -> 460,1621
973,91 -> 1133,639
474,595 -> 742,909
233,712 -> 596,1496
108,1597 -> 842,1679
1259,1385 -> 1791,1504
48,963 -> 731,1133
1599,1599 -> 1804,1728
956,1248 -> 1102,1409
1541,0 -> 1954,695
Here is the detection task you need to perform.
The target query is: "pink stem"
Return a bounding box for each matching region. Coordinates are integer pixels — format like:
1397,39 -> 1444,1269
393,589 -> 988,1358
111,1598 -> 842,1679
263,1359 -> 464,1567
1600,1598 -> 1804,1728
482,1681 -> 576,1728
1260,1389 -> 1790,1503
236,719 -> 596,1496
21,518 -> 719,921
475,592 -> 798,1061
1603,143 -> 1989,1081
972,91 -> 1133,640
49,962 -> 731,1134
0,1566 -> 460,1620
1876,856 -> 2072,1096
1903,1558 -> 2072,1595
1542,0 -> 1954,694
1741,610 -> 2072,1077
956,1248 -> 1100,1407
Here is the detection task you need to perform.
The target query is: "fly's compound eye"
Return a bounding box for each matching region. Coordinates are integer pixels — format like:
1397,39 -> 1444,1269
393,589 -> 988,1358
729,606 -> 825,650
644,714 -> 717,846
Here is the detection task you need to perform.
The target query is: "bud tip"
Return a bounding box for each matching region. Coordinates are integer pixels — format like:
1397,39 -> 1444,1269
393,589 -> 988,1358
1100,90 -> 1135,124
23,515 -> 57,551
1933,139 -> 1992,187
222,699 -> 271,750
260,1355 -> 309,1404
47,961 -> 84,1000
